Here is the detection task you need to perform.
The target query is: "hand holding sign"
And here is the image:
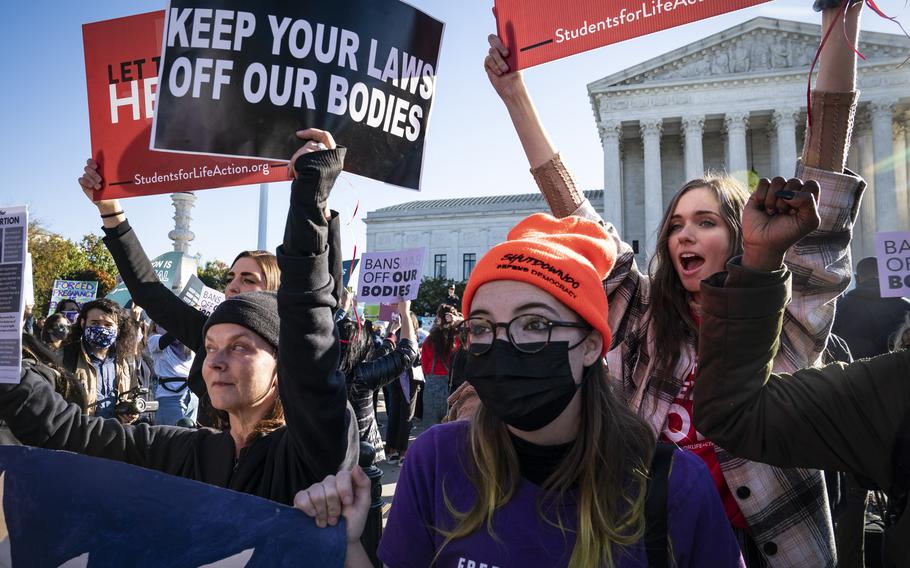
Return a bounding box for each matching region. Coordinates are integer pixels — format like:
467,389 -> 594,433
79,159 -> 125,221
484,34 -> 525,101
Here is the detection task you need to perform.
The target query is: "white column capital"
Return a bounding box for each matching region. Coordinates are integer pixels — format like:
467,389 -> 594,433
724,111 -> 750,133
868,98 -> 897,119
894,121 -> 907,139
681,115 -> 705,135
639,117 -> 663,138
598,120 -> 623,142
771,108 -> 800,129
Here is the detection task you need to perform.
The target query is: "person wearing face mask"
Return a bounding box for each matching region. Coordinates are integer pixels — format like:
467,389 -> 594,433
478,3 -> 866,563
295,213 -> 744,567
0,130 -> 358,506
54,299 -> 81,325
59,299 -> 143,423
147,323 -> 198,426
40,313 -> 71,355
76,132 -> 345,426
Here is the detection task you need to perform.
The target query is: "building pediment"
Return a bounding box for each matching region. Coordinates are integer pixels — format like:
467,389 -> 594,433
588,17 -> 909,92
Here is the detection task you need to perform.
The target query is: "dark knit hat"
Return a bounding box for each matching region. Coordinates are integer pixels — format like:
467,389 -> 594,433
202,291 -> 279,351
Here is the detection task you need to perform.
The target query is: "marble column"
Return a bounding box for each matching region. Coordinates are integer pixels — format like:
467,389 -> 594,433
724,111 -> 750,186
894,121 -> 909,229
772,108 -> 800,177
169,192 -> 197,253
681,115 -> 705,181
600,120 -> 624,236
905,112 -> 910,225
640,117 -> 663,257
766,127 -> 779,178
856,116 -> 877,260
869,99 -> 899,232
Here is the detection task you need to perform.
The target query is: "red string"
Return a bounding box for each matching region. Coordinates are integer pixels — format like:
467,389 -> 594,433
864,0 -> 910,67
806,0 -> 851,127
348,200 -> 360,226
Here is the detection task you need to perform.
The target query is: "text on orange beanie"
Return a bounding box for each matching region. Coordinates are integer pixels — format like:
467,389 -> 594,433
462,213 -> 617,355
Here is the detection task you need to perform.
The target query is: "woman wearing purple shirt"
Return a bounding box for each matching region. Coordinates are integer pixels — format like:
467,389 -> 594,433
296,213 -> 743,567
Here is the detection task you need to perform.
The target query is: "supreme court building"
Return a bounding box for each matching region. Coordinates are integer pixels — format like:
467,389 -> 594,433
365,17 -> 910,281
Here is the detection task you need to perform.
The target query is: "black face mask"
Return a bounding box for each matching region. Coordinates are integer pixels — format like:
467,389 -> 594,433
465,340 -> 580,432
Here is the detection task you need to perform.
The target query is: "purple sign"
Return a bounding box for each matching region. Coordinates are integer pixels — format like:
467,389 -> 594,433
357,247 -> 425,304
875,231 -> 910,298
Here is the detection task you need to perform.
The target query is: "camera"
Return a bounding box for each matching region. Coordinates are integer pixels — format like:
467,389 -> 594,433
114,387 -> 159,415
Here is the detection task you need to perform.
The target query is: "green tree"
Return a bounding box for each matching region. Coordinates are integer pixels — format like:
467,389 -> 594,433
412,276 -> 466,317
28,222 -> 87,316
198,259 -> 230,291
79,234 -> 119,280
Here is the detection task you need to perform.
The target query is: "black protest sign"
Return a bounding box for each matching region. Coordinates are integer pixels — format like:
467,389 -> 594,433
151,1 -> 444,190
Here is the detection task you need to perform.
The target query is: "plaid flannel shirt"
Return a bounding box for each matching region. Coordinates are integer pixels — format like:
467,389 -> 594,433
569,162 -> 865,567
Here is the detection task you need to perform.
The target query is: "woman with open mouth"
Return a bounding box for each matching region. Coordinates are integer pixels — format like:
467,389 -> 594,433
480,2 -> 867,566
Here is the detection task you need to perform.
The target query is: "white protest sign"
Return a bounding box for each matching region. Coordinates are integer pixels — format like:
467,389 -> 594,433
199,286 -> 226,316
0,205 -> 28,383
23,253 -> 34,308
357,248 -> 425,304
875,231 -> 910,298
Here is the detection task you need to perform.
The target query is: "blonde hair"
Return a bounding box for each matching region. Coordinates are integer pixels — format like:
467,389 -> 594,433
438,361 -> 656,567
231,250 -> 281,291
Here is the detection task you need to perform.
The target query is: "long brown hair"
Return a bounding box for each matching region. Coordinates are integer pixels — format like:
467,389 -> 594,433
231,250 -> 281,291
439,361 -> 656,567
427,303 -> 460,366
646,175 -> 749,391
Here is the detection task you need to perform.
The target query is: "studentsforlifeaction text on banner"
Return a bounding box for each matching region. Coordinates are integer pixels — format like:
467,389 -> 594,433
47,279 -> 100,316
875,231 -> 910,298
494,0 -> 772,70
83,11 -> 289,200
0,446 -> 346,567
150,1 -> 444,190
0,206 -> 27,384
357,248 -> 425,304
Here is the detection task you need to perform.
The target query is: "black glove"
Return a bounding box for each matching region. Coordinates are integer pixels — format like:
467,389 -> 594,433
812,0 -> 862,12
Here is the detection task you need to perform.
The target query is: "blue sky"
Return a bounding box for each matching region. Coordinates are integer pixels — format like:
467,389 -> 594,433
0,1 -> 899,264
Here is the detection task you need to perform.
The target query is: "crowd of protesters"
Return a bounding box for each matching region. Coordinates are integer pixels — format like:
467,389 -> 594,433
5,1 -> 910,566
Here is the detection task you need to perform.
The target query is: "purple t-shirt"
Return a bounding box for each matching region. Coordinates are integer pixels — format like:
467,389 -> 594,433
378,421 -> 744,568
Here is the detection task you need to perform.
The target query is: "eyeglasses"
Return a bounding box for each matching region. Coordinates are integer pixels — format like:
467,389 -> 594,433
458,314 -> 591,355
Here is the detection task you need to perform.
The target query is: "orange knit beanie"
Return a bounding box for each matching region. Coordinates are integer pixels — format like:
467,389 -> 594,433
462,213 -> 616,355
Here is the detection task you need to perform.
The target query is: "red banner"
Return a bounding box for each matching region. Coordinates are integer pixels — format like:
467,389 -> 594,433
494,0 -> 773,70
82,11 -> 289,200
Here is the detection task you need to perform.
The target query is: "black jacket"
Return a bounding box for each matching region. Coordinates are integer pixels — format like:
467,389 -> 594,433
694,262 -> 910,567
100,200 -> 345,399
832,281 -> 910,360
0,150 -> 357,506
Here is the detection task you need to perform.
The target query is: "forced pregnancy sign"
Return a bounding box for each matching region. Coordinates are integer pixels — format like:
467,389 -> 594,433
357,248 -> 425,304
494,0 -> 772,70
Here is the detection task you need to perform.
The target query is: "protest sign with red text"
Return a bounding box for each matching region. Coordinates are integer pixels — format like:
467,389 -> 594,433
494,0 -> 773,70
83,11 -> 289,200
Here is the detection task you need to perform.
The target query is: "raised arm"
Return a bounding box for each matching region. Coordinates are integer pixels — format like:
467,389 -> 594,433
781,2 -> 866,367
352,301 -> 418,391
276,129 -> 351,481
79,159 -> 208,352
486,36 -> 645,349
694,266 -> 909,491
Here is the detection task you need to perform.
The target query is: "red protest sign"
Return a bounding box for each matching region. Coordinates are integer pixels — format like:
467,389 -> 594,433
494,0 -> 773,70
82,11 -> 289,200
